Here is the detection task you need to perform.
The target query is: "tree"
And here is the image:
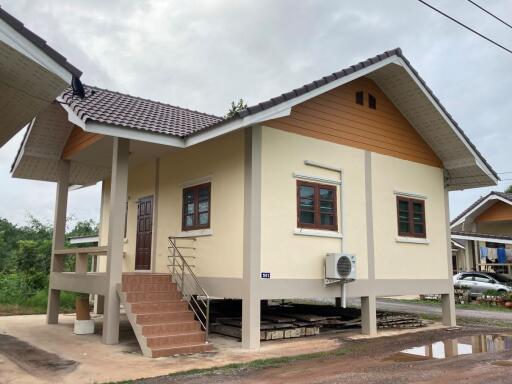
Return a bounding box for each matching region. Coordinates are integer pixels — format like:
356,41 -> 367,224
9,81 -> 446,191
225,98 -> 248,118
505,185 -> 512,194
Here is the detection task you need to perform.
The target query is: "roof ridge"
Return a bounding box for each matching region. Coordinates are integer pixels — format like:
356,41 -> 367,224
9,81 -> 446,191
450,191 -> 512,225
67,85 -> 224,121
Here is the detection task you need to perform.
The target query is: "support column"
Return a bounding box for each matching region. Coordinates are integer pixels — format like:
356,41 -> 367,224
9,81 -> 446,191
47,160 -> 70,324
361,296 -> 377,336
442,189 -> 456,327
241,126 -> 262,350
102,137 -> 129,345
441,292 -> 456,326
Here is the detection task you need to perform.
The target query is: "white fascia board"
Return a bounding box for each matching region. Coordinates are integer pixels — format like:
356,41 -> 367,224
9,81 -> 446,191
395,57 -> 498,186
185,106 -> 292,147
451,240 -> 465,249
10,118 -> 35,176
186,56 -> 401,147
58,101 -> 86,129
85,122 -> 185,148
451,234 -> 512,245
450,194 -> 512,228
0,19 -> 72,84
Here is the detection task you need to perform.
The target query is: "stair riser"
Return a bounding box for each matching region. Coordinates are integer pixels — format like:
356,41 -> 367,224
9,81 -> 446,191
142,322 -> 200,337
131,302 -> 188,314
151,343 -> 213,358
126,292 -> 181,302
147,333 -> 206,348
136,312 -> 195,325
122,283 -> 177,293
122,274 -> 172,285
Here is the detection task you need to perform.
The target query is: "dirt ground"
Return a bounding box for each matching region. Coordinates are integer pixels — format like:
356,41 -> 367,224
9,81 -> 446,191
134,327 -> 512,384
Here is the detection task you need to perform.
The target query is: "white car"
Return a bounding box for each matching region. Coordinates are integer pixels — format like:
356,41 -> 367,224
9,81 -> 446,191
453,272 -> 512,298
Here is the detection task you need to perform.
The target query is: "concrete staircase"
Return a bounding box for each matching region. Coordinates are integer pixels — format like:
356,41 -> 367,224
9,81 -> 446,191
118,273 -> 212,358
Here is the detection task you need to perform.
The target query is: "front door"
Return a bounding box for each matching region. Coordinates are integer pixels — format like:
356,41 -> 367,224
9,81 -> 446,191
135,196 -> 153,270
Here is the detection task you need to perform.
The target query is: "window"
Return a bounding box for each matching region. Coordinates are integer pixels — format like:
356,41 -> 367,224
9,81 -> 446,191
355,91 -> 364,105
396,196 -> 426,238
182,183 -> 211,230
368,93 -> 376,109
297,181 -> 337,231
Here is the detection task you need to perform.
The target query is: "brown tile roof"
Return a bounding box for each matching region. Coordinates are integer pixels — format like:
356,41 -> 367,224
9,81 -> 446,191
61,86 -> 223,137
451,191 -> 512,225
198,47 -> 497,180
55,47 -> 496,182
0,6 -> 81,78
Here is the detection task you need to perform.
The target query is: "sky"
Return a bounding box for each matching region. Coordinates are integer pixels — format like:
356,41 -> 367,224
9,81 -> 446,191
0,0 -> 511,226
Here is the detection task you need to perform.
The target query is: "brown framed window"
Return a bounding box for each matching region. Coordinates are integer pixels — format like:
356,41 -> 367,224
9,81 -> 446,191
182,183 -> 211,231
396,196 -> 426,238
297,180 -> 337,231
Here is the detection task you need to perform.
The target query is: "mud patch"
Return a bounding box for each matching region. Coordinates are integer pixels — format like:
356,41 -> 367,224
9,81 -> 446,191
492,360 -> 512,367
0,334 -> 77,378
385,333 -> 512,362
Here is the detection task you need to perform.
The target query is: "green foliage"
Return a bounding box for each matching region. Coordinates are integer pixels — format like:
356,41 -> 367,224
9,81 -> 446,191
225,98 -> 248,118
0,216 -> 98,313
505,185 -> 512,194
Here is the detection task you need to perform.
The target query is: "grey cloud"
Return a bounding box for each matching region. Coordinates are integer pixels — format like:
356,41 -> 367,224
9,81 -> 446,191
0,0 -> 511,224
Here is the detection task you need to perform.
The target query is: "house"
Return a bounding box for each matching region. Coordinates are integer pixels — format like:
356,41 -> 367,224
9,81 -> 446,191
451,192 -> 512,275
1,7 -> 499,357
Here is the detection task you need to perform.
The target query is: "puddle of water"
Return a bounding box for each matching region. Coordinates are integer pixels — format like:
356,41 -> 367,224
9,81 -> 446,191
384,334 -> 512,362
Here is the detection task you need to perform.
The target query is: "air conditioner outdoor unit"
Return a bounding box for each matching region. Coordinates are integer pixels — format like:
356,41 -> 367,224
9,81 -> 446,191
325,253 -> 356,280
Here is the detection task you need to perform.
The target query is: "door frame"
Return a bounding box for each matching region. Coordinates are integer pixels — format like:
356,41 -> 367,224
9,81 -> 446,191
135,194 -> 154,271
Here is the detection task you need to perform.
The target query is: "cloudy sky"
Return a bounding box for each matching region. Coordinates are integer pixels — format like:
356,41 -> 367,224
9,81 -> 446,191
1,0 -> 511,226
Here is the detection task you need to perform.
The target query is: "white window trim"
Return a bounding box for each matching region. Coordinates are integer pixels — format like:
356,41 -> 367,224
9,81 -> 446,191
180,175 -> 213,189
175,228 -> 213,238
394,190 -> 427,200
294,228 -> 343,239
395,236 -> 430,245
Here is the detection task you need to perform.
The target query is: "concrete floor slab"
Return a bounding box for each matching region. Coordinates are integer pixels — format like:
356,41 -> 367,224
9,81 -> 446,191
0,313 -> 445,383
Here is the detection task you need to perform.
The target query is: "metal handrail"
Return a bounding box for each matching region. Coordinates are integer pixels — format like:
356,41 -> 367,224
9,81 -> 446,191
168,236 -> 210,340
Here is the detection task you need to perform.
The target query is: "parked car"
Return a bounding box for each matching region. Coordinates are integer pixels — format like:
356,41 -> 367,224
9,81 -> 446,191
453,272 -> 512,298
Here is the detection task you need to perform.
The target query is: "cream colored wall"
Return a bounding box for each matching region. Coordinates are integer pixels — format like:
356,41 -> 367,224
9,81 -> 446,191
371,152 -> 449,279
155,130 -> 245,278
260,126 -> 368,280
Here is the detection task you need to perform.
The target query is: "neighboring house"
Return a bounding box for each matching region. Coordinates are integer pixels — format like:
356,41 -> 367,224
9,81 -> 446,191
4,35 -> 499,356
451,192 -> 512,275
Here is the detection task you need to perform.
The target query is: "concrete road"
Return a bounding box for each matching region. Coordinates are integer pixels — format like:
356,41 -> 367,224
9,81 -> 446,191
372,298 -> 512,321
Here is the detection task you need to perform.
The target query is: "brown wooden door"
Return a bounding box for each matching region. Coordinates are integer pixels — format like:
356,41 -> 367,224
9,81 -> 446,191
135,196 -> 153,270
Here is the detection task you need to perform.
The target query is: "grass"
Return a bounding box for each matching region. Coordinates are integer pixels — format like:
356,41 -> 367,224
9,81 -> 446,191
0,289 -> 76,316
107,346 -> 350,384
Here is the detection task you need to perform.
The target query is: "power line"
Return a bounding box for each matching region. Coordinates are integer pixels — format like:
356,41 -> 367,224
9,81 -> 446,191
417,0 -> 512,55
466,0 -> 512,30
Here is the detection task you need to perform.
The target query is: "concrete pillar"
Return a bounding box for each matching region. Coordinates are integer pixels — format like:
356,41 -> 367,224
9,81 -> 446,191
46,160 -> 70,324
102,137 -> 129,345
441,292 -> 456,326
361,296 -> 377,336
241,126 -> 262,350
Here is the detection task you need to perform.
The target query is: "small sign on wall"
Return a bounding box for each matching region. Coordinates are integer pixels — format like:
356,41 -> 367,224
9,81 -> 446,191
261,272 -> 271,279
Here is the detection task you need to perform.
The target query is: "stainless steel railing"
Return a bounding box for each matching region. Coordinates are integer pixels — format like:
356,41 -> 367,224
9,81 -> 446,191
168,236 -> 210,339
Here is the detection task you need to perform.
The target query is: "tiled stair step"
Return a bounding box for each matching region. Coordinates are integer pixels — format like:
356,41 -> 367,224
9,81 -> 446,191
142,321 -> 201,337
122,282 -> 178,293
147,331 -> 206,348
122,274 -> 171,285
136,311 -> 195,325
125,291 -> 181,302
131,301 -> 188,314
151,343 -> 213,358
